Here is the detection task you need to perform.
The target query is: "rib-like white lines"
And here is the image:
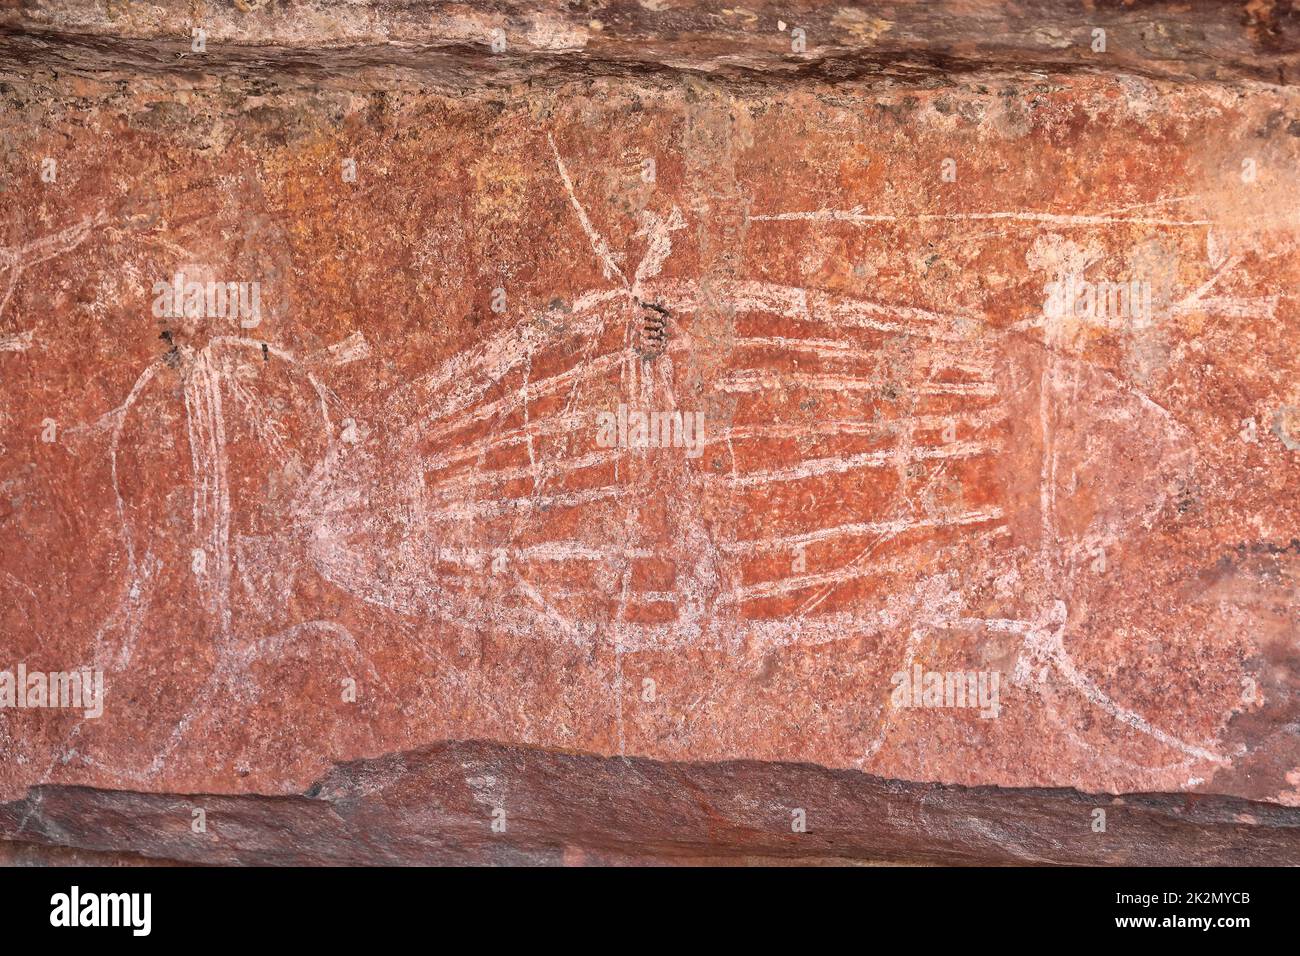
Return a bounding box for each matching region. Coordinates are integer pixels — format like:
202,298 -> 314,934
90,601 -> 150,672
728,559 -> 947,605
434,542 -> 654,564
432,484 -> 623,521
407,313 -> 649,462
729,335 -> 886,361
710,408 -> 1006,445
419,410 -> 588,474
687,278 -> 977,342
721,508 -> 1005,556
749,207 -> 1215,228
430,447 -> 620,498
398,289 -> 620,434
716,368 -> 998,397
419,345 -> 631,450
723,440 -> 998,488
728,336 -> 994,383
715,370 -> 882,394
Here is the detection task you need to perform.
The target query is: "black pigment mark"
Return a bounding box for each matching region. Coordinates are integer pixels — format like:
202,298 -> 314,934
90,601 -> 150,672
1215,538 -> 1300,575
159,329 -> 180,368
637,300 -> 670,359
262,342 -> 269,362
1233,539 -> 1300,558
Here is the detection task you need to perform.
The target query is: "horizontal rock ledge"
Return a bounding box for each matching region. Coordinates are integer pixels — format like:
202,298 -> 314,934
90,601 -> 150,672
3,740 -> 1298,865
2,0 -> 1300,86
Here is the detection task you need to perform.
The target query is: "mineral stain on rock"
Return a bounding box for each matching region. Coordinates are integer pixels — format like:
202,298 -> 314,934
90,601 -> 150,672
1,0 -> 1299,865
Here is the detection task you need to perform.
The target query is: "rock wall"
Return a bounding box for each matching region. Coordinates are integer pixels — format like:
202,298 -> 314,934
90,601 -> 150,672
1,0 -> 1299,864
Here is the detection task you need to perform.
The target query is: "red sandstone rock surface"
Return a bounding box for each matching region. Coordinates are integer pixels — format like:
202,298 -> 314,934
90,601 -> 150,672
1,1 -> 1299,863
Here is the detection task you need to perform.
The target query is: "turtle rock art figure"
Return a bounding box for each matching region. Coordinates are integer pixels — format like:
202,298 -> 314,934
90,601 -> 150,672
298,137 -> 1223,776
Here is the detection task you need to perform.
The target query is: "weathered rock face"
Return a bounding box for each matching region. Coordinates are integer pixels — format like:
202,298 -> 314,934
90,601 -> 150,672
1,1 -> 1299,864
